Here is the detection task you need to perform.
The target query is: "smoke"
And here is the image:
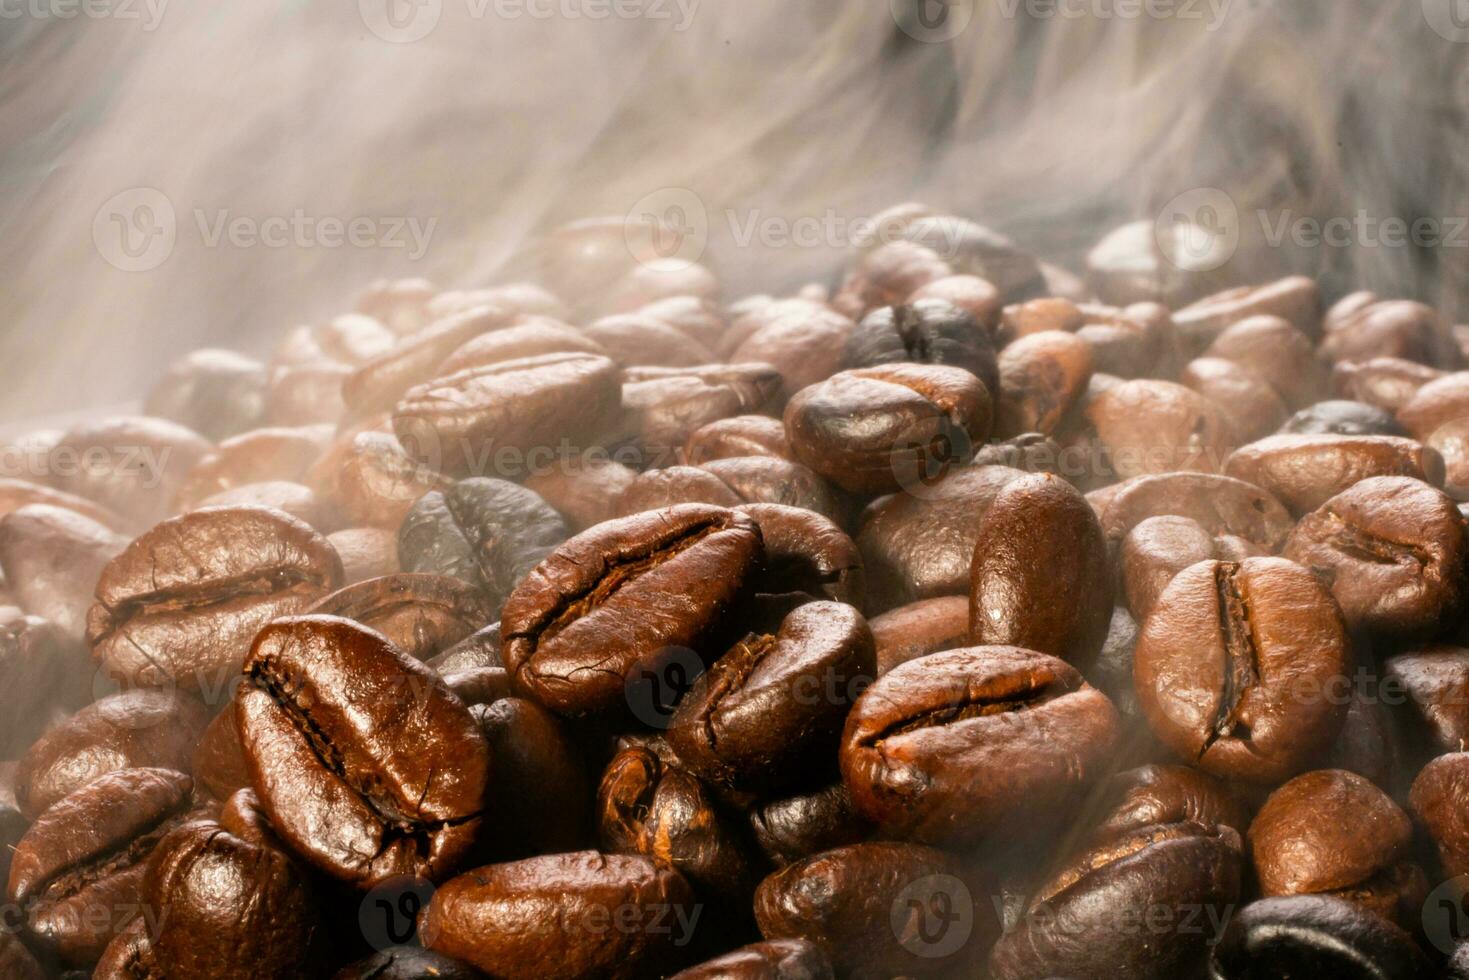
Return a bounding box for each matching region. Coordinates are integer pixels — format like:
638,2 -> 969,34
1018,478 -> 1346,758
0,0 -> 1465,423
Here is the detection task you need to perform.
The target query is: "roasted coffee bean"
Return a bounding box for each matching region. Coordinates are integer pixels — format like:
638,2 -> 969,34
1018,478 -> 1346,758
236,615 -> 491,886
438,317 -> 609,375
333,947 -> 486,980
344,306 -> 517,420
131,808 -> 327,979
869,595 -> 969,675
841,646 -> 1120,846
1384,646 -> 1469,754
1086,219 -> 1226,308
994,330 -> 1093,437
395,352 -> 622,478
971,431 -> 1066,474
784,363 -> 992,495
1001,297 -> 1085,341
596,747 -> 759,904
1208,895 -> 1431,980
431,621 -> 503,673
309,573 -> 491,662
306,421 -> 448,529
274,312 -> 396,368
1397,371 -> 1469,440
668,938 -> 833,980
175,425 -> 333,512
1408,751 -> 1469,876
0,608 -> 89,756
722,304 -> 854,396
500,505 -> 762,719
834,240 -> 953,317
420,851 -> 699,980
748,780 -> 871,868
328,526 -> 401,584
990,822 -> 1243,980
1313,686 -> 1396,789
734,504 -> 863,608
443,666 -> 513,706
1134,558 -> 1350,782
1172,276 -> 1321,353
0,477 -> 125,531
858,464 -> 1026,612
266,362 -> 351,426
622,363 -> 783,460
901,216 -> 1045,301
8,767 -> 195,965
17,689 -> 208,819
523,456 -> 639,532
1283,399 -> 1406,437
753,841 -> 981,979
1284,476 -> 1468,640
192,702 -> 253,801
48,416 -> 213,530
636,295 -> 727,349
1093,471 -> 1295,552
617,458 -> 845,528
431,283 -> 566,323
193,476 -> 329,527
969,473 -> 1112,669
1248,769 -> 1423,926
684,415 -> 793,465
1224,434 -> 1443,515
474,695 -> 589,859
1204,314 -> 1329,410
1089,604 -> 1145,725
87,505 -> 343,690
845,300 -> 999,394
0,931 -> 43,980
667,602 -> 874,792
144,349 -> 269,442
1091,763 -> 1249,841
1121,516 -> 1225,622
1333,357 -> 1443,414
585,313 -> 715,367
1322,298 -> 1458,368
355,277 -> 437,333
1182,357 -> 1289,440
1086,379 -> 1237,478
910,274 -> 1001,329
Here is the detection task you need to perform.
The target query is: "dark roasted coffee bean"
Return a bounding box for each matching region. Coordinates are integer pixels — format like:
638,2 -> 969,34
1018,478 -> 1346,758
596,747 -> 759,904
473,695 -> 589,859
753,841 -> 982,979
1089,604 -> 1145,724
994,330 -> 1092,437
308,573 -> 490,662
845,299 -> 999,396
328,527 -> 401,584
1384,646 -> 1469,755
144,349 -> 269,442
1283,399 -> 1406,437
333,947 -> 486,980
1091,764 -> 1250,841
430,621 -> 503,673
785,364 -> 992,495
443,665 -> 512,706
420,851 -> 699,980
1086,378 -> 1237,478
48,416 -> 213,530
858,464 -> 1026,612
617,458 -> 846,528
969,473 -> 1111,669
667,601 -> 874,792
1225,434 -> 1443,515
395,352 -> 622,479
17,690 -> 208,819
748,780 -> 871,868
1172,276 -> 1321,353
869,595 -> 969,675
621,363 -> 783,460
1134,558 -> 1350,782
0,930 -> 43,980
1093,471 -> 1295,552
669,939 -> 833,980
735,503 -> 863,608
87,505 -> 342,691
993,821 -> 1242,980
684,415 -> 794,465
0,608 -> 89,756
1284,476 -> 1468,640
1248,769 -> 1423,927
1408,751 -> 1469,876
8,768 -> 195,965
523,456 -> 639,532
1208,895 -> 1431,980
136,808 -> 327,978
501,505 -> 762,719
1121,516 -> 1223,623
236,615 -> 490,886
841,646 -> 1120,846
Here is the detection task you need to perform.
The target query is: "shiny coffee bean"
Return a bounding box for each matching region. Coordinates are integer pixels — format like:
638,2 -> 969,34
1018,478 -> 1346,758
622,363 -> 783,460
991,822 -> 1243,980
473,695 -> 589,859
869,595 -> 969,675
0,477 -> 125,532
8,768 -> 196,965
333,947 -> 486,980
1333,357 -> 1443,414
734,504 -> 863,608
684,415 -> 794,465
328,526 -> 401,584
0,608 -> 89,756
1121,516 -> 1226,622
1322,298 -> 1458,368
994,330 -> 1092,437
747,780 -> 872,868
1208,895 -> 1430,980
87,505 -> 343,690
1282,400 -> 1406,437
722,303 -> 854,396
1134,558 -> 1350,783
617,458 -> 846,528
192,702 -> 253,801
306,423 -> 447,529
1284,476 -> 1468,640
501,505 -> 762,719
1384,646 -> 1469,754
48,416 -> 213,530
430,620 -> 503,673
523,456 -> 639,532
420,851 -> 699,980
1182,357 -> 1289,440
1397,371 -> 1469,442
236,615 -> 491,886
1091,764 -> 1249,841
17,690 -> 208,819
834,240 -> 952,318
437,317 -> 608,375
968,473 -> 1111,669
1086,379 -> 1237,478
443,666 -> 512,706
1204,314 -> 1328,410
1408,751 -> 1469,877
668,938 -> 833,980
784,364 -> 992,495
309,573 -> 491,662
845,300 -> 999,395
1172,276 -> 1321,353
596,747 -> 759,905
144,349 -> 269,442
840,646 -> 1120,846
667,601 -> 875,792
1224,434 -> 1443,515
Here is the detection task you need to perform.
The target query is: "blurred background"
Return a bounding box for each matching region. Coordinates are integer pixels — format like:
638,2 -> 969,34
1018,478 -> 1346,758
1,0 -> 1466,421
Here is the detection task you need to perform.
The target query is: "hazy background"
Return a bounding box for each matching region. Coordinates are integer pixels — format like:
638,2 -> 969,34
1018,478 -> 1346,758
1,0 -> 1466,422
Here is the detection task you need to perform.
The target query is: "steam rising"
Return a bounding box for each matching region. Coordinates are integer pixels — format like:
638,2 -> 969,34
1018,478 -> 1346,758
1,0 -> 1465,422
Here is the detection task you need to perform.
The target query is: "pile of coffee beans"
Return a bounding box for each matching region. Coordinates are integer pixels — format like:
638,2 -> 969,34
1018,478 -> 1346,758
4,205 -> 1469,978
